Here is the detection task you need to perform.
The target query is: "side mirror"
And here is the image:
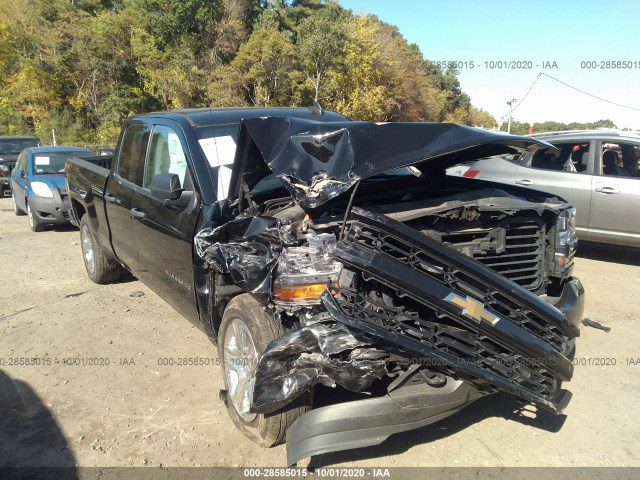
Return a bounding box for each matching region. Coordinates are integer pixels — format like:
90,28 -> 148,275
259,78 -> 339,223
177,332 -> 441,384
17,169 -> 25,178
150,173 -> 183,202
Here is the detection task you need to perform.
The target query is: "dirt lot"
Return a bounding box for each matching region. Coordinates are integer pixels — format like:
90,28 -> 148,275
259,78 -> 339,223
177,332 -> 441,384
1,195 -> 639,469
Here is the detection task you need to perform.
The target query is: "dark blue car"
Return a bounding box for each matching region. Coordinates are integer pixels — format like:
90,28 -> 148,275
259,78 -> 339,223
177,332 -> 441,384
10,146 -> 95,231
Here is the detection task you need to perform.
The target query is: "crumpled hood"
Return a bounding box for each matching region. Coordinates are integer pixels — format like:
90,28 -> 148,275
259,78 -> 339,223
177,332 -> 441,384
232,117 -> 553,208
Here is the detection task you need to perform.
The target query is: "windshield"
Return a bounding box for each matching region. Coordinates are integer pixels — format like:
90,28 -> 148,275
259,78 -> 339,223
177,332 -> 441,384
0,139 -> 40,155
32,153 -> 93,175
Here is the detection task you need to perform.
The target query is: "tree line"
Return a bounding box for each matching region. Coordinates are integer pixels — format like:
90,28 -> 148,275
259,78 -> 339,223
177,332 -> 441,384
500,118 -> 619,136
0,0 -> 498,144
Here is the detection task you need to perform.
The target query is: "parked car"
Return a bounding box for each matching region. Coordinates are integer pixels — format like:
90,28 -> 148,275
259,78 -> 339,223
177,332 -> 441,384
10,146 -> 95,231
459,130 -> 640,247
66,108 -> 584,465
0,135 -> 41,197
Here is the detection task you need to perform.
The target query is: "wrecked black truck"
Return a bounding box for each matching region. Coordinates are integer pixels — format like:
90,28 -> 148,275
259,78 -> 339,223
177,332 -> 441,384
65,107 -> 585,465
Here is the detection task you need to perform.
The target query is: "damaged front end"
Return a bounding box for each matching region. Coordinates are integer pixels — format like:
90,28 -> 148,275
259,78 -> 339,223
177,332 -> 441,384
195,118 -> 584,464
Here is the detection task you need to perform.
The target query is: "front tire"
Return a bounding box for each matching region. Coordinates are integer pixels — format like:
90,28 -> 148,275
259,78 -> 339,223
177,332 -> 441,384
79,214 -> 123,284
27,202 -> 44,232
12,192 -> 25,216
218,294 -> 311,447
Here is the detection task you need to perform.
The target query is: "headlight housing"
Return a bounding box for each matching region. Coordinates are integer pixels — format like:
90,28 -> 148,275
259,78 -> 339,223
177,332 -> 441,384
273,233 -> 342,305
0,164 -> 9,172
30,181 -> 54,198
552,207 -> 577,277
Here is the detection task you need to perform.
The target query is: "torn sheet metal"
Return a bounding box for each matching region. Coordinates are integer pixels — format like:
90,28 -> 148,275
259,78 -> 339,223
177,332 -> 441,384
194,216 -> 295,293
252,322 -> 388,414
231,117 -> 554,208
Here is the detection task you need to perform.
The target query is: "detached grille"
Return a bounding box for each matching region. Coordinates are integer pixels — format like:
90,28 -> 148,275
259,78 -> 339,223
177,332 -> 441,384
334,283 -> 558,398
346,221 -> 566,352
442,220 -> 545,291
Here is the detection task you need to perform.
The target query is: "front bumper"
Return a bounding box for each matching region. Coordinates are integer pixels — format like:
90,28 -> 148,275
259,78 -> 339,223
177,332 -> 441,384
286,377 -> 485,466
0,177 -> 9,186
285,277 -> 585,465
28,195 -> 71,225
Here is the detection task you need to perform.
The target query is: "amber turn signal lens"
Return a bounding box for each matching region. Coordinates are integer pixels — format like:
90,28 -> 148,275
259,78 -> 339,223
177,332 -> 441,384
273,283 -> 336,302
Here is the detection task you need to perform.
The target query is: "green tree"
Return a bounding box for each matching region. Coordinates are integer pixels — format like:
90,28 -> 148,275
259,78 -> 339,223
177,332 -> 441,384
209,18 -> 295,106
296,5 -> 347,101
469,107 -> 497,129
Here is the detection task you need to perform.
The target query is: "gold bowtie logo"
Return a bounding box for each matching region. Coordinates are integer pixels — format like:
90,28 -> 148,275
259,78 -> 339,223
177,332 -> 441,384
444,293 -> 500,326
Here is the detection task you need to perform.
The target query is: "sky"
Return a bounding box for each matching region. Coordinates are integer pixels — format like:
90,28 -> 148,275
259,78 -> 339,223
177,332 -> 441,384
338,0 -> 640,129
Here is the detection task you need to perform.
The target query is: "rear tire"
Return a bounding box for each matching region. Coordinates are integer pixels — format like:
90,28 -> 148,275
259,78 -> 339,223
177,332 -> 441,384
79,214 -> 123,284
12,192 -> 25,216
218,294 -> 311,447
27,202 -> 44,232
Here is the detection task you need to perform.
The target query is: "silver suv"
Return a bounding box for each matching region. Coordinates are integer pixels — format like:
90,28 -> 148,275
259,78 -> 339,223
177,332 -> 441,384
459,130 -> 640,248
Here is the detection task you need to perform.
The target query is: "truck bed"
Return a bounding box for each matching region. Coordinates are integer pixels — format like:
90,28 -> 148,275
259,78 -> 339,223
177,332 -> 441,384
65,156 -> 112,244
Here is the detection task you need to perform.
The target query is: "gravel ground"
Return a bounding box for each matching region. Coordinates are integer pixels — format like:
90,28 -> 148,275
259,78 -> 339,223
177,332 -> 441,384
1,196 -> 639,469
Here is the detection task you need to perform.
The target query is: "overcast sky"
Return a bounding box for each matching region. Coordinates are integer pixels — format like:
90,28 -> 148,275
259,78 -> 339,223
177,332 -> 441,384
339,0 -> 640,129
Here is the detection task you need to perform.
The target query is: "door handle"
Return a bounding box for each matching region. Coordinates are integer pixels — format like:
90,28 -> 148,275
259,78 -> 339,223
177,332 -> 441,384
104,193 -> 116,203
130,208 -> 147,219
595,186 -> 620,194
515,179 -> 534,186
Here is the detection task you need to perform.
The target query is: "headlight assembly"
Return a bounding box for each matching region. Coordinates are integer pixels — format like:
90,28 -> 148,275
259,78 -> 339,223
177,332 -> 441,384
273,233 -> 342,305
553,207 -> 577,276
30,181 -> 54,198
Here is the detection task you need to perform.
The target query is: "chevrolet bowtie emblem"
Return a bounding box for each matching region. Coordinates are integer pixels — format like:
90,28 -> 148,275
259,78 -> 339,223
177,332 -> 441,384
444,293 -> 500,326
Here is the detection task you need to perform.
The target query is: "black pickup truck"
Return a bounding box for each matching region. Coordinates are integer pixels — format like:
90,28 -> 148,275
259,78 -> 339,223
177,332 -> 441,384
66,107 -> 585,465
0,135 -> 41,196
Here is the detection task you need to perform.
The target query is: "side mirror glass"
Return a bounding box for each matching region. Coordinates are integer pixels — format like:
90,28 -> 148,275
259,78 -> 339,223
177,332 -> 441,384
150,173 -> 183,202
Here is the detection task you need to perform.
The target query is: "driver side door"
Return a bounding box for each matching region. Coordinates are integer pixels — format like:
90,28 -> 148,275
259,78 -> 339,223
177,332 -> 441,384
130,120 -> 202,323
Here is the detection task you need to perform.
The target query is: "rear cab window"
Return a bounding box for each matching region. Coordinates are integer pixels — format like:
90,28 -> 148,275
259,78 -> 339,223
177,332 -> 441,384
116,122 -> 150,185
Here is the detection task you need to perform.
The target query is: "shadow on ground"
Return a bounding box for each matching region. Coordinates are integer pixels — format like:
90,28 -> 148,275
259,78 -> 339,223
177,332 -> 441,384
0,369 -> 77,477
308,391 -> 566,468
576,241 -> 640,267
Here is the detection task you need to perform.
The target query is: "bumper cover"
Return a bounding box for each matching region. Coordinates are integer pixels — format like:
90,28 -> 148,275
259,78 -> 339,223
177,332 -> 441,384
286,378 -> 484,466
28,195 -> 71,224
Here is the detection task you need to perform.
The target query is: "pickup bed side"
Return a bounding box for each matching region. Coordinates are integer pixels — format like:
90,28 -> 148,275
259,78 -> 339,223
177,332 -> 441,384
67,156 -> 113,253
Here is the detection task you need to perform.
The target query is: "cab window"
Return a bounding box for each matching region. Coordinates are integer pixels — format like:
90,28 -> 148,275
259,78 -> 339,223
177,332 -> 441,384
117,123 -> 149,184
143,125 -> 189,190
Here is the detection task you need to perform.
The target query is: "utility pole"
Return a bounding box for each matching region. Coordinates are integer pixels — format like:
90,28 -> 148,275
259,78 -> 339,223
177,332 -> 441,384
506,99 -> 517,134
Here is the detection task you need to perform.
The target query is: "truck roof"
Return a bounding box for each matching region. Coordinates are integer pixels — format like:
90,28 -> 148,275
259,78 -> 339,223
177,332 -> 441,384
129,107 -> 349,128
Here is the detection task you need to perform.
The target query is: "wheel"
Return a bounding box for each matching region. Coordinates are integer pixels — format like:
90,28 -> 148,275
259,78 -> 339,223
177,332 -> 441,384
218,294 -> 311,447
27,202 -> 45,232
79,214 -> 123,284
12,192 -> 25,216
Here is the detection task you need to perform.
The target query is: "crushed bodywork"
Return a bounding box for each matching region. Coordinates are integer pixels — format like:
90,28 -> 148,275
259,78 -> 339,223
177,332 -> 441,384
196,117 -> 584,463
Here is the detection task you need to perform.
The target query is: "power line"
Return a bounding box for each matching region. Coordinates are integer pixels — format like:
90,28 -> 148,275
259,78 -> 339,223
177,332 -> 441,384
540,72 -> 640,112
499,72 -> 542,121
499,72 -> 640,122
